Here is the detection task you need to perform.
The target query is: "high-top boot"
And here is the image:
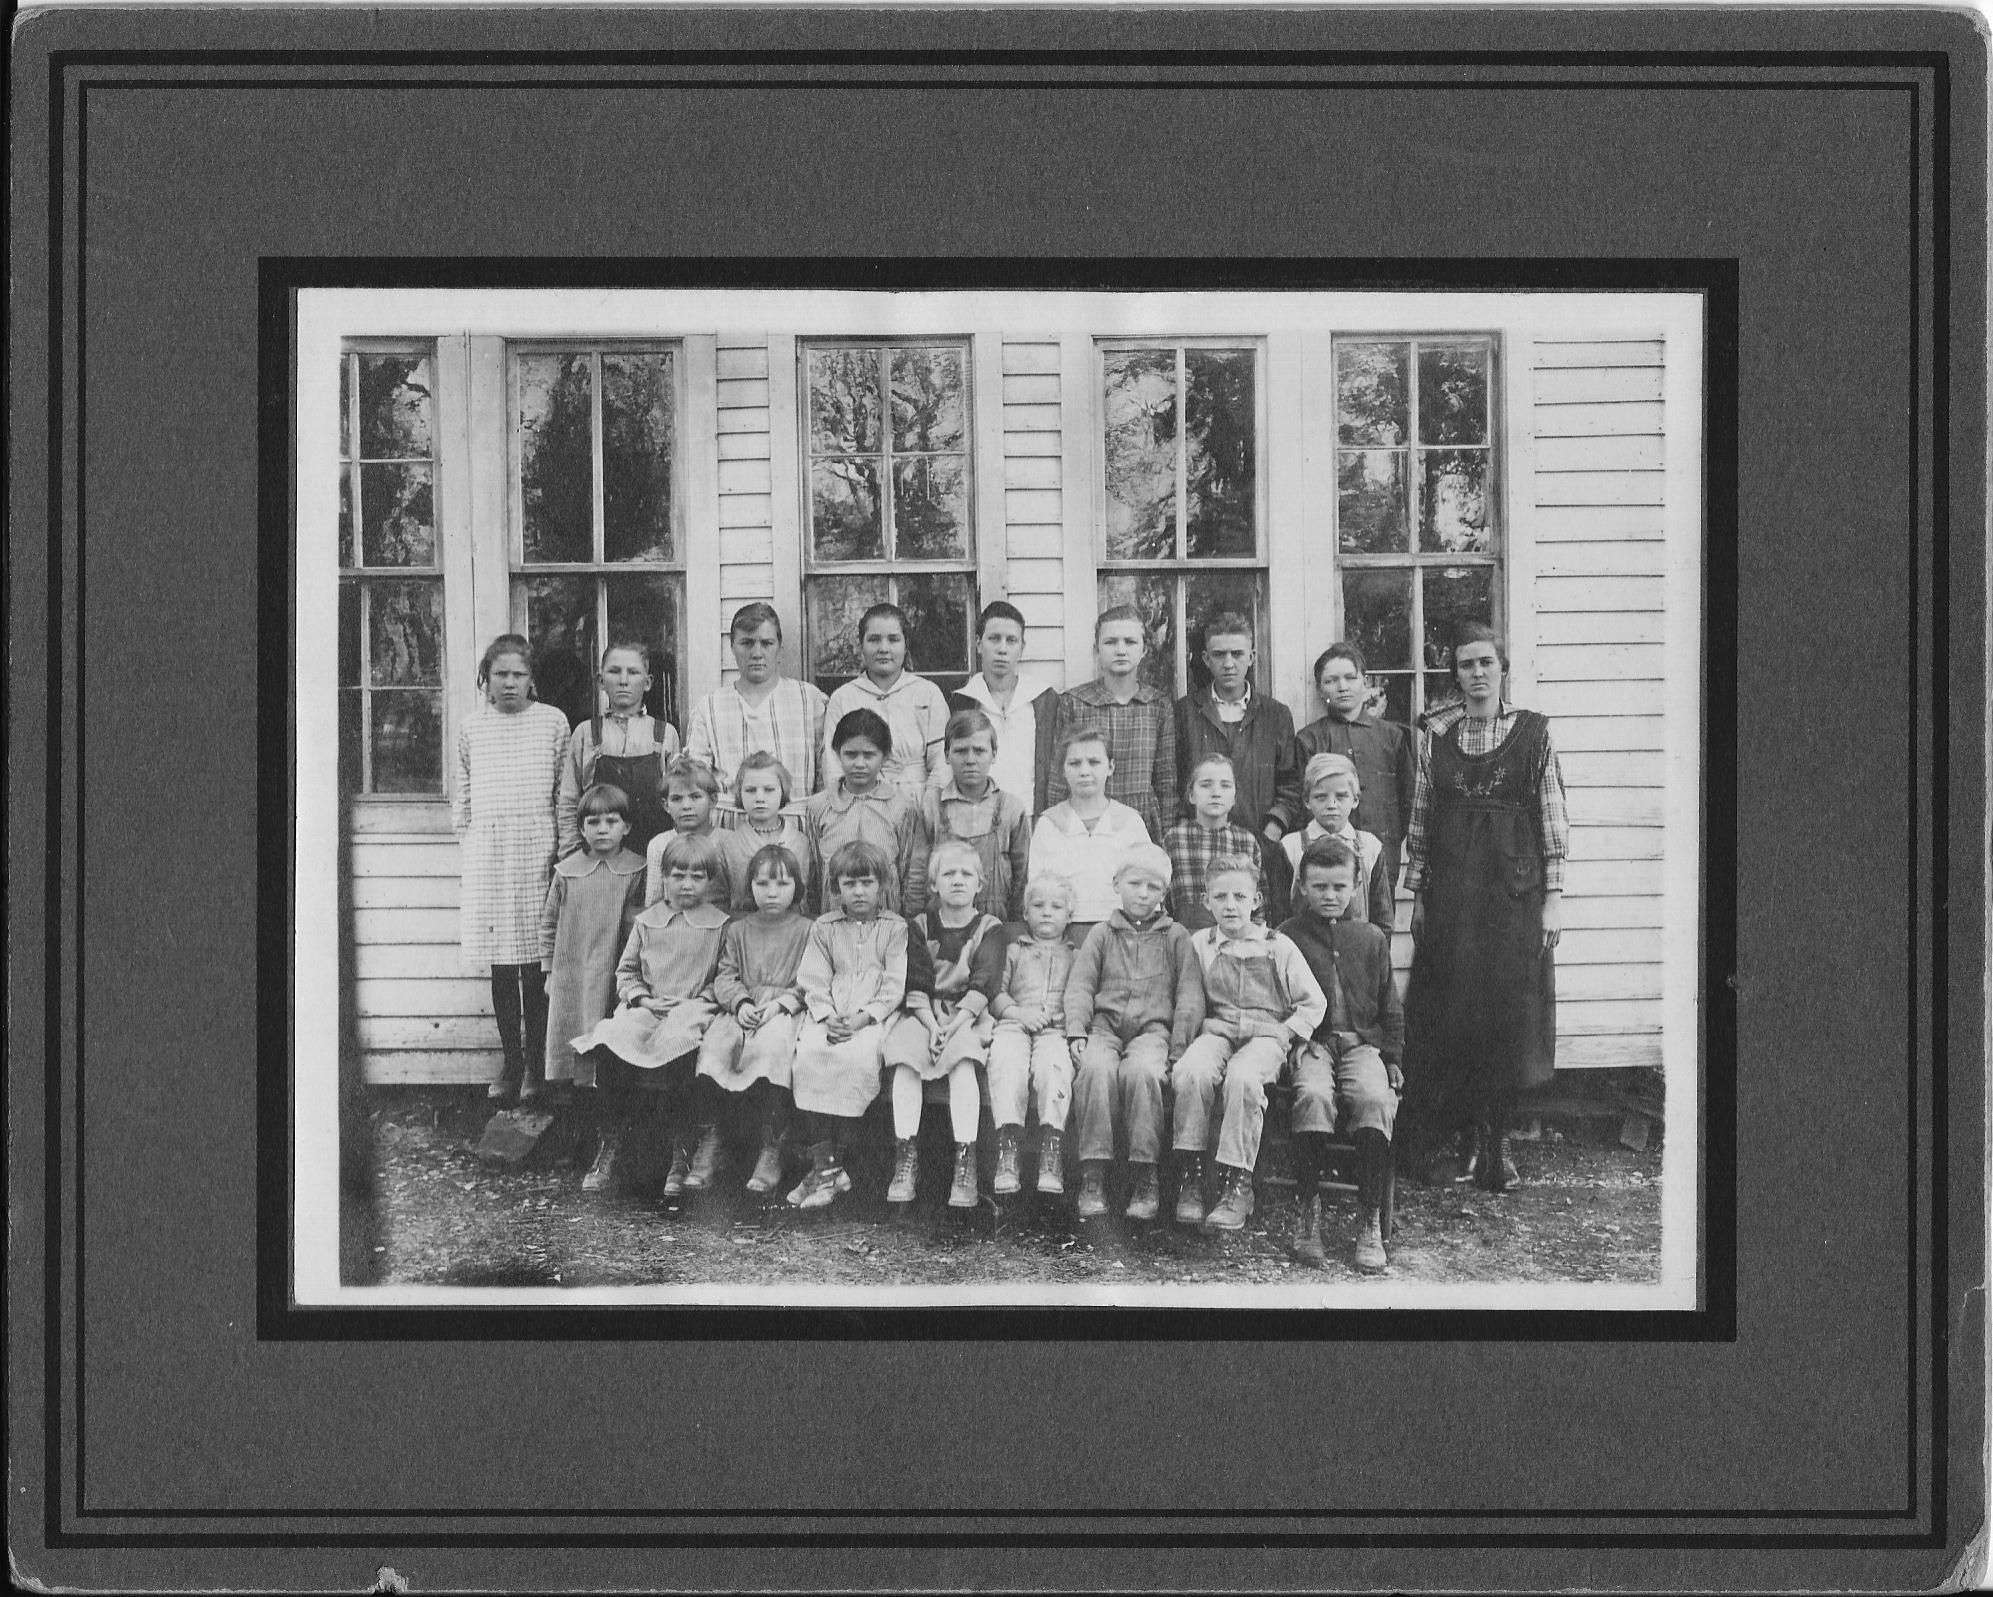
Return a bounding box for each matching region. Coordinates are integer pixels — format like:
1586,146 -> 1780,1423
993,1126 -> 1022,1195
1479,1121 -> 1519,1193
683,1124 -> 722,1190
1293,1192 -> 1326,1266
1173,1151 -> 1206,1225
518,965 -> 550,1101
662,1136 -> 692,1198
886,1138 -> 920,1204
581,1123 -> 622,1193
948,1143 -> 979,1208
1204,1164 -> 1256,1232
1035,1127 -> 1065,1195
487,966 -> 524,1104
745,1128 -> 785,1195
1124,1162 -> 1161,1221
1076,1161 -> 1108,1219
787,1140 -> 831,1208
796,1140 -> 847,1210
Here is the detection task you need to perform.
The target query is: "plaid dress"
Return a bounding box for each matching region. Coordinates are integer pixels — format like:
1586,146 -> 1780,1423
1044,680 -> 1177,841
453,701 -> 572,968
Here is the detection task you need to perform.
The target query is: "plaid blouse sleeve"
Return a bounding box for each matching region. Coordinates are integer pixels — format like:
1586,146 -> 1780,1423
1151,697 -> 1178,833
1538,731 -> 1570,894
1403,727 -> 1435,894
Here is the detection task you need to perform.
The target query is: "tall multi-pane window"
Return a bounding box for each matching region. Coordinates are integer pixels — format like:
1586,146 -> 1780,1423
1334,336 -> 1502,725
338,345 -> 445,794
510,346 -> 684,731
801,340 -> 977,696
1097,341 -> 1266,697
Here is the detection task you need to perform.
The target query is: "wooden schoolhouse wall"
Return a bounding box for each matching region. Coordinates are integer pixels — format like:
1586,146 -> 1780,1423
347,312 -> 1686,1086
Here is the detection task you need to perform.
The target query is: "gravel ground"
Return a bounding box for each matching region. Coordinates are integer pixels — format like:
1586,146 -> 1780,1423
345,1090 -> 1664,1290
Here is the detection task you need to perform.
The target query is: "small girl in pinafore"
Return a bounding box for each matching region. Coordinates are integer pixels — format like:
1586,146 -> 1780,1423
539,783 -> 648,1106
786,841 -> 910,1211
574,831 -> 729,1199
691,844 -> 813,1196
643,755 -> 732,911
882,840 -> 1004,1210
917,708 -> 1031,921
454,633 -> 573,1105
716,751 -> 816,914
554,639 -> 681,863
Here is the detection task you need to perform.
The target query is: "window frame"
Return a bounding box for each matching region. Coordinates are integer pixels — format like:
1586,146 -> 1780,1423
1092,335 -> 1271,699
504,339 -> 690,729
795,335 -> 980,694
1330,330 -> 1507,723
338,337 -> 447,799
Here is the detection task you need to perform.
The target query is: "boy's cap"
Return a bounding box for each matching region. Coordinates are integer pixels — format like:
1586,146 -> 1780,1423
1114,842 -> 1174,887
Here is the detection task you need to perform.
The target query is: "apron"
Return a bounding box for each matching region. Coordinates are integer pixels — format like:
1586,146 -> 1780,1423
591,714 -> 670,857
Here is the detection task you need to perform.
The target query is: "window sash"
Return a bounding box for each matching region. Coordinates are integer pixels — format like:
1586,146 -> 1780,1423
339,347 -> 441,575
799,337 -> 975,574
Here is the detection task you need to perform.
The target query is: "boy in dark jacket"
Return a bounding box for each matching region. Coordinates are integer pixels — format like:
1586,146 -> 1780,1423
1278,837 -> 1404,1272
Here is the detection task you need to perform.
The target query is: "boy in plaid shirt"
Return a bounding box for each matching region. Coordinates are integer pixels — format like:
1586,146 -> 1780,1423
1161,754 -> 1266,932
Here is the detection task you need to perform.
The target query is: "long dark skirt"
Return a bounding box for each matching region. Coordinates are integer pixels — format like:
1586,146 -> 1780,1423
1404,807 -> 1556,1131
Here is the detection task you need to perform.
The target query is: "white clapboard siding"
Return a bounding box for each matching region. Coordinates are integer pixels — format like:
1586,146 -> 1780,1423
1003,339 -> 1066,680
717,339 -> 777,613
1529,332 -> 1670,1068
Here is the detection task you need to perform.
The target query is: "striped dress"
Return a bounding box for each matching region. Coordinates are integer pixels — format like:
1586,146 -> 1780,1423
453,700 -> 572,968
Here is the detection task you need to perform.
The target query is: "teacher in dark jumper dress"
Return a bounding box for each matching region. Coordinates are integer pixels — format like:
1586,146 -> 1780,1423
1402,621 -> 1568,1192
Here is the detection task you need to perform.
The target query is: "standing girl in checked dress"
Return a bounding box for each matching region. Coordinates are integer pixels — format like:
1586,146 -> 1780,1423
454,633 -> 573,1105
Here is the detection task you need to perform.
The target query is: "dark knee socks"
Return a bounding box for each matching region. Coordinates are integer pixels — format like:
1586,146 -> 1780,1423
1294,1131 -> 1330,1200
1354,1127 -> 1390,1210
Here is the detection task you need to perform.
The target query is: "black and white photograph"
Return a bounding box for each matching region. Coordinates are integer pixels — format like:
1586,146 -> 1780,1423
295,284 -> 1704,1308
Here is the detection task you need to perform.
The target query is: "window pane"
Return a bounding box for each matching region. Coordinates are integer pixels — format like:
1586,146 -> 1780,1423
898,572 -> 973,676
1419,449 -> 1492,553
358,462 -> 436,567
338,471 -> 355,565
1102,348 -> 1178,560
357,353 -> 433,460
1417,342 -> 1490,446
605,574 -> 679,726
890,346 -> 966,453
1337,449 -> 1408,553
810,458 -> 884,561
518,353 -> 595,564
338,581 -> 361,687
807,574 -> 883,681
1341,568 -> 1413,672
1184,348 -> 1256,558
601,352 -> 675,564
808,349 -> 883,455
339,355 -> 352,457
338,688 -> 363,792
1371,672 -> 1413,728
1096,572 -> 1176,697
1183,571 -> 1266,696
520,574 -> 595,730
367,580 -> 443,687
1337,342 -> 1409,446
891,455 -> 968,559
1422,564 -> 1495,671
370,690 -> 444,794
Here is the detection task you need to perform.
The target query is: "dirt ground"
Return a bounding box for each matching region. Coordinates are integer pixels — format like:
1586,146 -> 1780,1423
345,1090 -> 1664,1289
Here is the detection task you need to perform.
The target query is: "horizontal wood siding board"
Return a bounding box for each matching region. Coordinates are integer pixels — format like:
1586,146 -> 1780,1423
1005,403 -> 1061,433
1535,642 -> 1666,681
718,493 -> 774,529
1553,893 -> 1665,929
1000,342 -> 1061,375
1565,788 -> 1664,826
1003,454 -> 1062,490
1535,610 -> 1667,645
1001,372 -> 1061,405
1011,593 -> 1069,631
1531,401 -> 1667,438
715,407 -> 771,436
1545,927 -> 1663,966
1552,997 -> 1664,1033
1533,367 -> 1665,404
1532,505 -> 1667,540
355,945 -> 492,980
715,345 -> 769,380
1556,1033 -> 1663,1070
717,431 -> 772,462
1535,472 -> 1666,508
1552,716 -> 1666,754
1533,340 -> 1666,369
715,376 -> 771,409
1005,487 -> 1063,524
364,1050 -> 503,1085
355,977 -> 496,1016
1003,429 -> 1063,456
715,525 -> 775,562
360,1016 -> 500,1051
346,802 -> 453,836
1005,557 -> 1064,596
1004,521 -> 1064,560
350,840 -> 461,877
353,906 -> 461,945
719,565 -> 777,601
1536,543 -> 1668,579
1534,857 -> 1663,896
1533,679 -> 1665,717
718,457 -> 772,496
1557,963 -> 1663,1001
1559,749 -> 1667,787
1563,824 -> 1666,862
1536,575 -> 1664,613
350,875 -> 461,909
1537,434 -> 1663,473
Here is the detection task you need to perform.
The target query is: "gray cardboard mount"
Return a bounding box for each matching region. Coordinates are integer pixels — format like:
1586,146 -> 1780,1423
8,5 -> 1985,1591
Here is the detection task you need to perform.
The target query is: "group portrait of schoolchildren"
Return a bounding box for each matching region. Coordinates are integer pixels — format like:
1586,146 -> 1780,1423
451,592 -> 1568,1275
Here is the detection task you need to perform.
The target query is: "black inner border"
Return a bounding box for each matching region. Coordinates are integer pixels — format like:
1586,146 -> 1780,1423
37,48 -> 1947,1552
